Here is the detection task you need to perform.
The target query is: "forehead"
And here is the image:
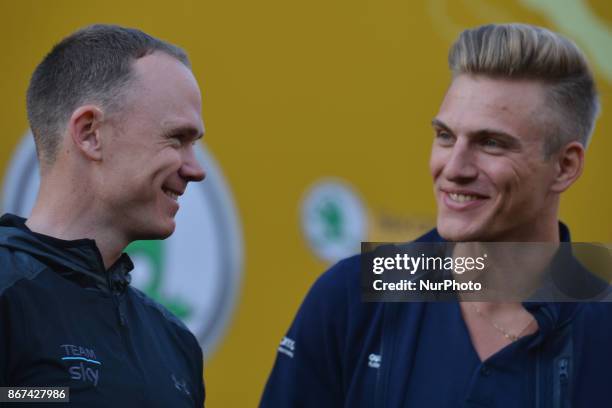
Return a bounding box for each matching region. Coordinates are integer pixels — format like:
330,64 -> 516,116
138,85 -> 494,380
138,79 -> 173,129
122,52 -> 204,135
436,75 -> 549,140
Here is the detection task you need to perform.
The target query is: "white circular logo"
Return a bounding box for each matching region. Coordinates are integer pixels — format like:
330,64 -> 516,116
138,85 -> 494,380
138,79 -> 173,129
2,132 -> 243,358
301,179 -> 368,263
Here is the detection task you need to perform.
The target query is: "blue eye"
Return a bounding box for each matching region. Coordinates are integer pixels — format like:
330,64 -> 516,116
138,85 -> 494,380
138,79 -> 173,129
435,130 -> 454,145
167,135 -> 183,147
482,138 -> 502,148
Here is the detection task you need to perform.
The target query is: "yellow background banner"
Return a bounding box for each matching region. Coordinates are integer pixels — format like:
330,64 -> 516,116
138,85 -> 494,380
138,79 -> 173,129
0,1 -> 610,406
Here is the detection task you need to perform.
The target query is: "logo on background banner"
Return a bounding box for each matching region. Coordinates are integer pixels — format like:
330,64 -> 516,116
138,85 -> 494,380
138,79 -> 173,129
2,132 -> 243,358
301,179 -> 368,263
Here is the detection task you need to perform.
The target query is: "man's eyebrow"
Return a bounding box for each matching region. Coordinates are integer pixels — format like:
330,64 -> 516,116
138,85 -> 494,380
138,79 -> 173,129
431,118 -> 521,147
431,118 -> 452,133
163,125 -> 204,140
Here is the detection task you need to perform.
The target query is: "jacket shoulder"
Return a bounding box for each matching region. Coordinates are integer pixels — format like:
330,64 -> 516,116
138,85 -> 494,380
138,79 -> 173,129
0,246 -> 46,295
301,254 -> 363,311
287,254 -> 366,342
128,286 -> 194,335
307,226 -> 442,305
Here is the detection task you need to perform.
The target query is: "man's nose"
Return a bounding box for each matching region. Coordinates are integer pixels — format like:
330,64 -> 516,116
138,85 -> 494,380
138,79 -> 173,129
443,140 -> 477,182
179,146 -> 206,182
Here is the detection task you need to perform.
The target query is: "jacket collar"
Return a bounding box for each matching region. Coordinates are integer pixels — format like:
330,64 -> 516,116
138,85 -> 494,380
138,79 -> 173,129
0,213 -> 133,294
416,221 -> 571,243
415,221 -> 578,346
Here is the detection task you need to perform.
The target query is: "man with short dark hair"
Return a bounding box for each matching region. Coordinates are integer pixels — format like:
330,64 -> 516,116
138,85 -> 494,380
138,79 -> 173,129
261,23 -> 611,407
0,25 -> 206,406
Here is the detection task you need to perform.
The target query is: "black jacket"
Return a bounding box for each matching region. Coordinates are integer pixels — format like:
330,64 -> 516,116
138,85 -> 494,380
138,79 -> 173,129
0,214 -> 205,407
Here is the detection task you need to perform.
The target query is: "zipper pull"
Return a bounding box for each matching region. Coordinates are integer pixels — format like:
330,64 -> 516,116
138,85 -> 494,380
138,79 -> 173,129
558,358 -> 569,383
554,357 -> 570,408
116,301 -> 127,326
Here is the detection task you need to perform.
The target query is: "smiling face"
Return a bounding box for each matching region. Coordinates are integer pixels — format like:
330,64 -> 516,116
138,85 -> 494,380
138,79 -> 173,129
430,74 -> 561,242
99,52 -> 205,241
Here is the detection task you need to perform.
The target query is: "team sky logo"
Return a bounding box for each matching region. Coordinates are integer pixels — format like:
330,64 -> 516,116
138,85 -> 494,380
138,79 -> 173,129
60,344 -> 101,386
2,132 -> 243,357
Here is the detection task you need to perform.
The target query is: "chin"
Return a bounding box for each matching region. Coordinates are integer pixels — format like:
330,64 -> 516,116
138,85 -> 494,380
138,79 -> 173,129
135,220 -> 176,241
437,216 -> 486,242
156,221 -> 176,239
155,228 -> 175,240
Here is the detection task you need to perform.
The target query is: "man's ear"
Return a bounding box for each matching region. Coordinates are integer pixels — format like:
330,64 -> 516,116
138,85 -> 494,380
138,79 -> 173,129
68,105 -> 105,161
550,141 -> 585,193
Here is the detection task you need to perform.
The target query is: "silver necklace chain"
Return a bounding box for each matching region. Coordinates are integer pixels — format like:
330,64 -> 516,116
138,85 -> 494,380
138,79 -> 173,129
469,303 -> 535,342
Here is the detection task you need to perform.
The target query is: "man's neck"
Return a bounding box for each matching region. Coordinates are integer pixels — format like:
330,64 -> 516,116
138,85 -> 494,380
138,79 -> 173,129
26,179 -> 127,269
505,202 -> 562,243
457,217 -> 563,360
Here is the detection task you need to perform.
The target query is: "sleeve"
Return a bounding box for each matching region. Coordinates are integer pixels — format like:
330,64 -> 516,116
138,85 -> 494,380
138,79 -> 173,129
0,276 -> 21,388
0,291 -> 8,386
259,258 -> 353,408
0,286 -> 22,388
191,334 -> 205,408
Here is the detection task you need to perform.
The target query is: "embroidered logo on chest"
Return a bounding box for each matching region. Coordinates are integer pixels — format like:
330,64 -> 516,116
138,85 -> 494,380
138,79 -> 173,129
60,344 -> 101,386
368,353 -> 381,369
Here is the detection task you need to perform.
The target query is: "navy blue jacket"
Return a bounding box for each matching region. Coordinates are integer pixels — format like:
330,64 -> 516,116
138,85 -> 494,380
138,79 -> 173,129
261,226 -> 612,407
0,214 -> 205,407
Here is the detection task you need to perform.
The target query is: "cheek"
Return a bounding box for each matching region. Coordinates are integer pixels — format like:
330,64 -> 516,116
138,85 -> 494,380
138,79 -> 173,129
429,146 -> 446,180
151,151 -> 183,176
478,157 -> 522,191
484,160 -> 549,216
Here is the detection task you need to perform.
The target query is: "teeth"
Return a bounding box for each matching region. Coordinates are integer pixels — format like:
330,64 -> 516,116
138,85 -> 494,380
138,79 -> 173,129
163,189 -> 179,201
449,193 -> 478,203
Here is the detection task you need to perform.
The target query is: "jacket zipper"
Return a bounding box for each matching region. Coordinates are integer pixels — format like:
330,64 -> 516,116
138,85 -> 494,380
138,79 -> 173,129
374,327 -> 384,408
553,321 -> 573,408
116,296 -> 127,326
535,349 -> 541,408
113,292 -> 149,404
554,357 -> 570,408
119,308 -> 127,326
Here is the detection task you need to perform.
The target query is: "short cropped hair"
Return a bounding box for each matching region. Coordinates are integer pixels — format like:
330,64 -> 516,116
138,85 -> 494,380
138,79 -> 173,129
26,24 -> 191,166
448,23 -> 599,155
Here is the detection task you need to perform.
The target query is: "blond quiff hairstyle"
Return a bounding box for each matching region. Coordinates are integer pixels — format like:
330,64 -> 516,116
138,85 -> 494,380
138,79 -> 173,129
448,23 -> 599,154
